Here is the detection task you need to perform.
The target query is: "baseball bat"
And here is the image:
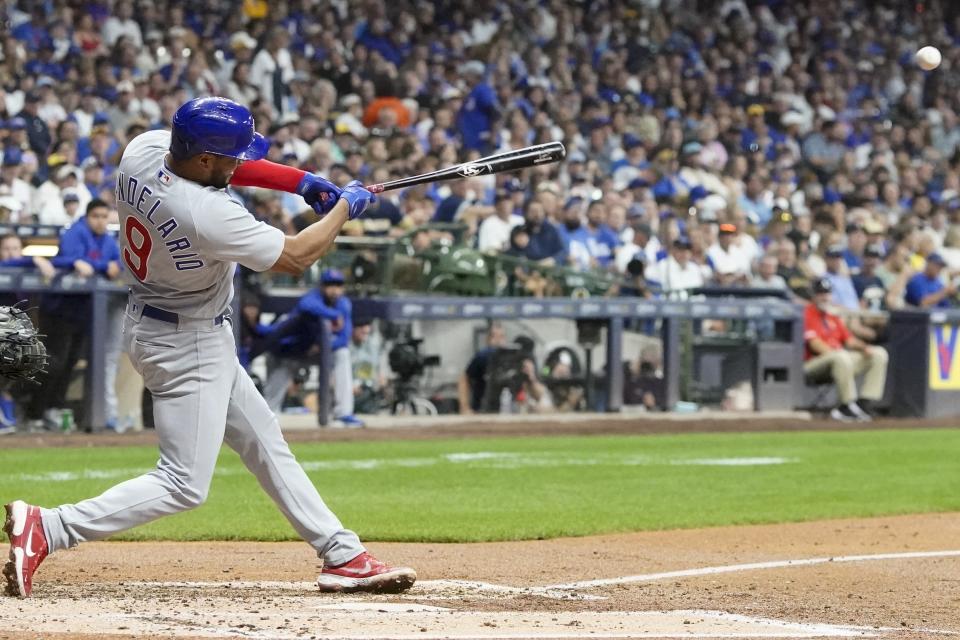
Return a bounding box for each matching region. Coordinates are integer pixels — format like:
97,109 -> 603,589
364,142 -> 566,194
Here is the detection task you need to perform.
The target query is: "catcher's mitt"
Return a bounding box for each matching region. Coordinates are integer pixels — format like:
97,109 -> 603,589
0,306 -> 46,382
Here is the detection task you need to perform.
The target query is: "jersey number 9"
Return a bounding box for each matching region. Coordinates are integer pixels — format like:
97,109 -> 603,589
123,217 -> 153,282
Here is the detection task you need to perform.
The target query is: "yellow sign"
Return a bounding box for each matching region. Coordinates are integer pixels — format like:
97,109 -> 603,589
929,325 -> 960,389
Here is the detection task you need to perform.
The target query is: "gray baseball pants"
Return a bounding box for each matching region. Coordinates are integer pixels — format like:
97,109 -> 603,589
40,302 -> 364,566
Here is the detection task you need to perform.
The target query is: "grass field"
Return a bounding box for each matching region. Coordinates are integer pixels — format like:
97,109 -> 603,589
1,428 -> 958,542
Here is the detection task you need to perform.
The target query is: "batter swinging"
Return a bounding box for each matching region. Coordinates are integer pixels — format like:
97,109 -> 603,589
3,97 -> 416,598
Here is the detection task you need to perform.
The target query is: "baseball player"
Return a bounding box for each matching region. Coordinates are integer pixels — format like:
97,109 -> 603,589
3,97 -> 416,598
261,267 -> 362,427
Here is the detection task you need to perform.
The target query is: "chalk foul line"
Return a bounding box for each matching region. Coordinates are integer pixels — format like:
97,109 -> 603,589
542,549 -> 960,590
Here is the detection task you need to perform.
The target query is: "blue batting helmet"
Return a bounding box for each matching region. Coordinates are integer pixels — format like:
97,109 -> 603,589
170,97 -> 269,161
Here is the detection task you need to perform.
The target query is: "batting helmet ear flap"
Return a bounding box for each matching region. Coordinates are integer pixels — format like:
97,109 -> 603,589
170,97 -> 270,161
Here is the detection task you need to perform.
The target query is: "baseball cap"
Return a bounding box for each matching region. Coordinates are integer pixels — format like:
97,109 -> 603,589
781,111 -> 804,127
688,185 -> 709,203
623,134 -> 643,150
62,188 -> 80,203
747,104 -> 765,116
654,147 -> 676,162
681,141 -> 703,156
340,93 -> 362,108
927,253 -> 947,266
46,152 -> 68,168
632,221 -> 652,237
825,244 -> 845,258
628,177 -> 650,190
460,60 -> 485,76
503,177 -> 525,193
116,80 -> 134,94
229,31 -> 257,51
673,237 -> 692,250
320,268 -> 346,284
698,208 -> 718,223
441,86 -> 462,100
812,277 -> 833,294
845,222 -> 864,234
24,90 -> 41,103
864,244 -> 885,258
56,164 -> 78,181
718,223 -> 737,235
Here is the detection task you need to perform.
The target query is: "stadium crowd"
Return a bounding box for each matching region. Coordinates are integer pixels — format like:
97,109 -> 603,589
1,0 -> 960,423
0,0 -> 959,309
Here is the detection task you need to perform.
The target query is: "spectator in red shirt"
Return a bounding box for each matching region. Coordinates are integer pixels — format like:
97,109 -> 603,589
804,278 -> 888,422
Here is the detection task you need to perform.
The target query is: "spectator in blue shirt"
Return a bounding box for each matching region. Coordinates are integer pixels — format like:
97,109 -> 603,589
456,61 -> 501,153
432,180 -> 467,223
11,7 -> 49,51
842,223 -> 867,274
823,244 -> 861,311
905,253 -> 956,309
521,197 -> 566,266
262,269 -> 363,427
584,199 -> 620,268
557,197 -> 592,270
0,233 -> 56,283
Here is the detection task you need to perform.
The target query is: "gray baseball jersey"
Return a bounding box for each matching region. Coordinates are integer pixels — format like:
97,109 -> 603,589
39,130 -> 365,568
116,130 -> 283,317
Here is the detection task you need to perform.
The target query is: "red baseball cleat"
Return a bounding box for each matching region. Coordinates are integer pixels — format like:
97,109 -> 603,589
3,501 -> 48,598
316,551 -> 416,594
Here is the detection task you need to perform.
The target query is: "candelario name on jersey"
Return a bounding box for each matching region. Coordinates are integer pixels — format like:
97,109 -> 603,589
117,171 -> 205,271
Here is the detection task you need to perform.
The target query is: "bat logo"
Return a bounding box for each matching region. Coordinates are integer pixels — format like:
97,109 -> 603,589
534,150 -> 556,164
457,163 -> 487,177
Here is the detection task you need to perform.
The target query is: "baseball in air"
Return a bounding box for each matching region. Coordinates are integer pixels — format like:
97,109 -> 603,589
916,46 -> 942,71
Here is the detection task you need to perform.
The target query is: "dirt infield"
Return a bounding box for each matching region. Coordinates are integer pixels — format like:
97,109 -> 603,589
2,416 -> 959,639
0,513 -> 958,639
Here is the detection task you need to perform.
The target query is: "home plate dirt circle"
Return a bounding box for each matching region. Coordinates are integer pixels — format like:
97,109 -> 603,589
1,513 -> 958,639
